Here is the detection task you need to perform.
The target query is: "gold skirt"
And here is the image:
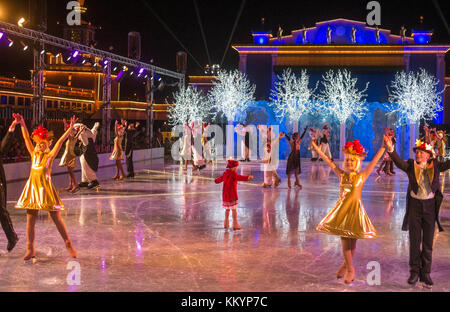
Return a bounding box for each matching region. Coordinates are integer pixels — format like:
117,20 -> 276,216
316,196 -> 377,239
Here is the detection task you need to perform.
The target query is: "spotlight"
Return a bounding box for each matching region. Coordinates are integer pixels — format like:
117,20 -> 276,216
23,45 -> 29,51
72,50 -> 79,57
144,74 -> 148,79
94,62 -> 98,67
55,53 -> 61,58
130,71 -> 134,76
82,59 -> 86,64
17,17 -> 26,27
113,66 -> 117,71
115,70 -> 126,82
0,32 -> 3,40
20,41 -> 28,51
8,40 -> 14,47
104,60 -> 108,65
158,77 -> 162,81
67,56 -> 72,61
40,49 -> 45,55
138,67 -> 144,74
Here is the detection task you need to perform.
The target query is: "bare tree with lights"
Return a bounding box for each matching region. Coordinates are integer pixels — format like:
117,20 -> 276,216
270,68 -> 317,132
208,69 -> 256,158
319,69 -> 369,159
387,68 -> 443,158
168,85 -> 211,125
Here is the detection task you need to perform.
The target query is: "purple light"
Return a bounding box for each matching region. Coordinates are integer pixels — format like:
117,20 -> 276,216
72,51 -> 79,57
138,67 -> 144,74
115,70 -> 125,81
104,60 -> 108,65
0,32 -> 3,39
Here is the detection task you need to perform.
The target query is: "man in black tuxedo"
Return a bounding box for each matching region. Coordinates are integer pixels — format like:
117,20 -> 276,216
125,122 -> 140,178
0,118 -> 19,251
385,135 -> 450,288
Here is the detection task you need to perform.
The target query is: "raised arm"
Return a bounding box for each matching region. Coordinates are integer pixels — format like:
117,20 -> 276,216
214,175 -> 224,184
361,141 -> 386,180
15,114 -> 34,155
385,135 -> 409,172
49,115 -> 78,160
299,126 -> 308,140
311,140 -> 343,176
0,118 -> 19,155
114,120 -> 118,136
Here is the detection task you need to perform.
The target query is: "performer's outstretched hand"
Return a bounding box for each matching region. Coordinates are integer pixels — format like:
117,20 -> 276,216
69,115 -> 78,129
9,116 -> 19,132
383,135 -> 393,152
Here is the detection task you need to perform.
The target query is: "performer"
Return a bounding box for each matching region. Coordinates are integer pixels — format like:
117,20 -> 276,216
261,132 -> 284,188
0,116 -> 19,252
215,160 -> 253,230
375,26 -> 380,44
284,127 -> 308,189
376,128 -> 394,176
308,127 -> 320,161
59,118 -> 82,193
385,136 -> 450,288
311,137 -> 386,284
110,120 -> 126,180
202,123 -> 213,165
180,122 -> 195,170
326,26 -> 332,44
76,122 -> 100,189
192,122 -> 206,170
319,124 -> 332,161
14,114 -> 77,260
125,122 -> 140,178
258,125 -> 282,186
235,123 -> 253,162
435,130 -> 447,162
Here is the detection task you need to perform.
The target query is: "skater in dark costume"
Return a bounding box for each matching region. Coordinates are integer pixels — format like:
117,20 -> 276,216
283,126 -> 308,189
0,116 -> 19,252
125,122 -> 140,178
75,122 -> 100,189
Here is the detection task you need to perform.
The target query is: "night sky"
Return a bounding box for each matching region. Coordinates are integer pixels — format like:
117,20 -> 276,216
0,0 -> 449,78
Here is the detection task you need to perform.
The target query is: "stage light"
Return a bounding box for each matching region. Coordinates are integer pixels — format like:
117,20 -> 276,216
40,49 -> 45,55
23,45 -> 28,51
113,66 -> 117,71
67,56 -> 72,61
55,53 -> 61,58
130,71 -> 134,76
104,60 -> 108,65
0,32 -> 3,40
144,74 -> 148,78
82,59 -> 86,64
8,39 -> 13,47
20,41 -> 28,51
158,77 -> 162,81
93,62 -> 98,67
17,17 -> 26,27
72,50 -> 79,57
138,67 -> 144,74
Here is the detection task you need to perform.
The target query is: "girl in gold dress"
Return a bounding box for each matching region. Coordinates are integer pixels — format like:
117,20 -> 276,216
311,137 -> 387,284
14,114 -> 78,260
59,118 -> 82,193
110,120 -> 126,180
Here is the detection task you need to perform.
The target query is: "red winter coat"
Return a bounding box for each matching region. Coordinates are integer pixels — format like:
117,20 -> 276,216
215,169 -> 250,202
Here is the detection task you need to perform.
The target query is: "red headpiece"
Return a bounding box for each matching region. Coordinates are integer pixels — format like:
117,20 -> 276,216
31,126 -> 53,142
226,160 -> 239,169
342,139 -> 367,157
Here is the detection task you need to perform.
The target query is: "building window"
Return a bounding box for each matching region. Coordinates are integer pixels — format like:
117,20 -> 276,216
71,102 -> 76,110
54,101 -> 59,109
46,100 -> 53,108
82,103 -> 87,111
0,95 -> 6,105
8,97 -> 15,105
88,104 -> 92,111
17,97 -> 24,106
25,98 -> 31,106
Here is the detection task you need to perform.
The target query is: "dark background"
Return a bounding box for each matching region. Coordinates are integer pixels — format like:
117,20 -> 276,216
0,0 -> 449,79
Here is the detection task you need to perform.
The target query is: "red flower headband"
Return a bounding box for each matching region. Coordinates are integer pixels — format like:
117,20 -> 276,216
342,139 -> 367,157
31,126 -> 54,142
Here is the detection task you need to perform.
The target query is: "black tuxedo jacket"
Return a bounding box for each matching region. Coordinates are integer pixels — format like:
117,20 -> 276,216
0,131 -> 13,208
389,150 -> 450,232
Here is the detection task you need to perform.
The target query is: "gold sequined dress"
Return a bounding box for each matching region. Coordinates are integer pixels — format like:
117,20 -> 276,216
15,150 -> 64,211
109,135 -> 124,160
316,172 -> 377,239
59,137 -> 77,168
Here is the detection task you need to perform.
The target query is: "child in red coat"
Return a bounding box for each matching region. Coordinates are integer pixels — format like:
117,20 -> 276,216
215,160 -> 253,230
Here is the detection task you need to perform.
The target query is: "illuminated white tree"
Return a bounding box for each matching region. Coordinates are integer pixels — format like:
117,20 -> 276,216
387,68 -> 443,158
270,68 -> 318,132
208,69 -> 256,123
318,69 -> 369,159
208,69 -> 255,158
168,85 -> 211,125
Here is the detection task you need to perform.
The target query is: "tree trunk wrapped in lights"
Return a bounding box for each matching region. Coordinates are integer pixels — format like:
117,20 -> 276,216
387,68 -> 443,158
208,69 -> 255,159
318,69 -> 369,160
270,68 -> 317,133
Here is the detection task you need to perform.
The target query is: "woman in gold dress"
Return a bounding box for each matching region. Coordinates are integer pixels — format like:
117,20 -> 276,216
311,137 -> 387,284
110,120 -> 126,180
14,114 -> 78,260
59,118 -> 82,193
